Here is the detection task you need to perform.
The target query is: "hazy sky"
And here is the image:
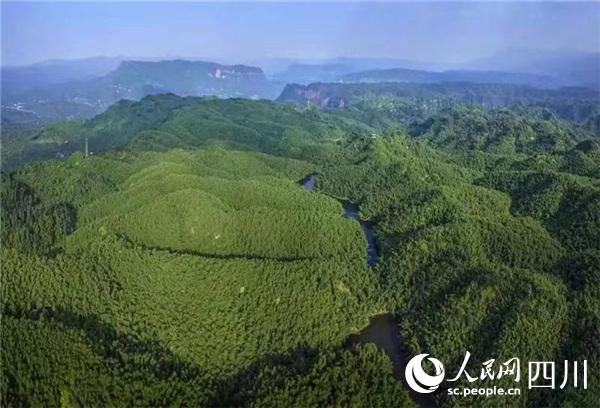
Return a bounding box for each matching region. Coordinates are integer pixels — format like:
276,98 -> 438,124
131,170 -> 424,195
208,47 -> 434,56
2,1 -> 599,66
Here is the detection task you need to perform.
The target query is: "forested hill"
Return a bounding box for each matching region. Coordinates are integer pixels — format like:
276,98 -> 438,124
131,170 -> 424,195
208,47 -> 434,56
409,105 -> 596,155
4,90 -> 600,172
277,82 -> 600,130
316,133 -> 600,407
2,86 -> 600,406
2,147 -> 413,406
1,94 -> 371,170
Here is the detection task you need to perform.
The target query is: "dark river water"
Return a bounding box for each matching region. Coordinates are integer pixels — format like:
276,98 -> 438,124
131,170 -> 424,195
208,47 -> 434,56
301,173 -> 378,267
300,173 -> 434,407
346,314 -> 406,376
348,314 -> 435,407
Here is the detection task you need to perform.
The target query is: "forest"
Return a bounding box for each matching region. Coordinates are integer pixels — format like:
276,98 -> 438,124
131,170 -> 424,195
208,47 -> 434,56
2,81 -> 600,407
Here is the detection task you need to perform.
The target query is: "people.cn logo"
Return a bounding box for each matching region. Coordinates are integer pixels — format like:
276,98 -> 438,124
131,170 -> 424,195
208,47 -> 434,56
405,354 -> 445,394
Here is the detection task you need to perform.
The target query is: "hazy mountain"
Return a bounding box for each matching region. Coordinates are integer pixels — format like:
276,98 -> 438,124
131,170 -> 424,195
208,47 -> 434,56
272,58 -> 565,89
327,56 -> 447,71
272,63 -> 357,84
103,60 -> 277,98
271,57 -> 445,84
4,52 -> 596,129
340,67 -> 561,88
2,59 -> 285,126
1,57 -> 124,95
466,49 -> 600,89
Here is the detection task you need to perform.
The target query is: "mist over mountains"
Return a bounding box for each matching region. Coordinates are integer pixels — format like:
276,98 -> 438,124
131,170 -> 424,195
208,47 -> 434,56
466,48 -> 600,89
3,1 -> 600,406
2,49 -> 599,129
1,59 -> 283,128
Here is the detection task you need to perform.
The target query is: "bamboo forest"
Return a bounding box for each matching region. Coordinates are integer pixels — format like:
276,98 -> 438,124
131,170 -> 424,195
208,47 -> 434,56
2,2 -> 599,407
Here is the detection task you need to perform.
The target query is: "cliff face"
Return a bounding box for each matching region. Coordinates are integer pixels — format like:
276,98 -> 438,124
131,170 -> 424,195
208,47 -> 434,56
211,64 -> 265,80
2,60 -> 283,126
111,60 -> 267,88
105,60 -> 283,100
277,84 -> 346,108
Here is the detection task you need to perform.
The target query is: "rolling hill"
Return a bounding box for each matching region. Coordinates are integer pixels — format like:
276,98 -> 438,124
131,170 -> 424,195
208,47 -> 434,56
1,60 -> 285,127
2,83 -> 600,407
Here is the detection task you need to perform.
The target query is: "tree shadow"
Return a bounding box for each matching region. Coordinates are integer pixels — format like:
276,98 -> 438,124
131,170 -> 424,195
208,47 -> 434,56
209,345 -> 322,407
7,306 -> 204,383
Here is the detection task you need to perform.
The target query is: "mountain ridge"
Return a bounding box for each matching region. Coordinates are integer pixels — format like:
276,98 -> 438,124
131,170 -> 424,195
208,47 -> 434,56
340,67 -> 561,88
2,59 -> 285,127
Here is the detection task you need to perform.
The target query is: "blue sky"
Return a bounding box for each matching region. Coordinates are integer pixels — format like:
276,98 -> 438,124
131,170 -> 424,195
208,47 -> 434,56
2,1 -> 599,66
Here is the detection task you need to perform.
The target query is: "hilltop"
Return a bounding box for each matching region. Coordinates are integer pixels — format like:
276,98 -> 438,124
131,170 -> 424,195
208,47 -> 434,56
1,60 -> 284,127
277,82 -> 600,130
1,94 -> 371,169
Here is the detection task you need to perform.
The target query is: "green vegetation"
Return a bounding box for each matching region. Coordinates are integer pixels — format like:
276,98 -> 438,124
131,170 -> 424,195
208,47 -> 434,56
2,89 -> 599,406
409,105 -> 593,154
317,130 -> 599,407
3,147 -> 419,406
2,94 -> 370,170
278,82 -> 600,132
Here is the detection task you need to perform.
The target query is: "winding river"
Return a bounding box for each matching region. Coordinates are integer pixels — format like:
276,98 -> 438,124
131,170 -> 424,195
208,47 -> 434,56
300,173 -> 434,408
301,173 -> 378,267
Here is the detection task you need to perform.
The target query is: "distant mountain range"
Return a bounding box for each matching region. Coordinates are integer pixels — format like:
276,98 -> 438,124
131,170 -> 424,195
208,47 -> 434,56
465,49 -> 600,89
2,50 -> 598,128
270,57 -> 444,84
340,68 -> 561,88
1,59 -> 284,128
1,57 -> 124,95
269,51 -> 600,89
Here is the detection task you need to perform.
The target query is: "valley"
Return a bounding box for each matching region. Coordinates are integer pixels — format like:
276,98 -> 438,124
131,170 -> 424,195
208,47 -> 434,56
302,173 -> 378,267
2,6 -> 600,404
2,80 -> 599,405
0,0 -> 600,408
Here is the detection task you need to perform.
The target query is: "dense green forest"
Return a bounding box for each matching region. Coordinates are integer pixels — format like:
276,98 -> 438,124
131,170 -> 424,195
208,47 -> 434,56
278,82 -> 600,132
317,132 -> 600,407
1,94 -> 370,170
2,148 -> 407,406
2,86 -> 600,407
